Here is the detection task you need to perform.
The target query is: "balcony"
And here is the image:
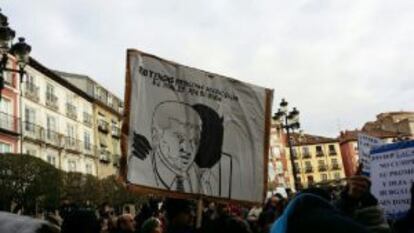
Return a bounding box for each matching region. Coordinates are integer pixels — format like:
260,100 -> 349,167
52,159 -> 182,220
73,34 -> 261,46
98,119 -> 109,133
0,111 -> 19,134
305,167 -> 313,173
24,83 -> 40,102
99,149 -> 111,163
113,154 -> 121,167
23,122 -> 44,141
111,125 -> 121,138
318,165 -> 327,172
45,129 -> 63,147
302,153 -> 311,159
329,150 -> 337,156
64,137 -> 81,153
316,151 -> 324,157
83,112 -> 93,127
331,164 -> 341,170
46,93 -> 59,111
66,103 -> 77,120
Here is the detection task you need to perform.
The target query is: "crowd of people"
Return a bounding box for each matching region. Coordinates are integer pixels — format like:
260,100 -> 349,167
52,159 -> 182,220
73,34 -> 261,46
0,175 -> 413,233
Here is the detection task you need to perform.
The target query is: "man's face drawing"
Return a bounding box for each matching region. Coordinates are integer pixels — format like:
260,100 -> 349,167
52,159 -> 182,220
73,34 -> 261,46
152,103 -> 202,174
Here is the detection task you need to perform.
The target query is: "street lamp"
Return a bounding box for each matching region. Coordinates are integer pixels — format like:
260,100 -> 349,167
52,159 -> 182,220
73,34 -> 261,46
0,9 -> 31,155
272,98 -> 301,191
0,8 -> 32,100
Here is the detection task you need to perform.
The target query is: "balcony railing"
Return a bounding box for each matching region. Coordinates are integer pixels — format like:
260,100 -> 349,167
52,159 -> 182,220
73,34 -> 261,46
64,137 -> 81,153
46,93 -> 59,111
305,167 -> 313,173
24,83 -> 40,102
111,125 -> 121,138
83,112 -> 93,127
83,142 -> 96,156
45,129 -> 63,147
99,149 -> 111,163
98,119 -> 109,133
66,103 -> 77,120
331,164 -> 341,170
316,151 -> 324,157
329,150 -> 337,156
0,111 -> 19,133
23,122 -> 44,141
318,165 -> 327,172
302,153 -> 311,159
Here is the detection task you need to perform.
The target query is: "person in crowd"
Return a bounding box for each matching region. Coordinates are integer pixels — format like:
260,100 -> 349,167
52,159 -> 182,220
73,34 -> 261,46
393,182 -> 414,233
135,198 -> 161,233
335,175 -> 391,233
271,193 -> 372,233
61,209 -> 100,233
141,217 -> 163,233
0,211 -> 60,233
163,198 -> 195,233
220,216 -> 253,233
115,214 -> 136,233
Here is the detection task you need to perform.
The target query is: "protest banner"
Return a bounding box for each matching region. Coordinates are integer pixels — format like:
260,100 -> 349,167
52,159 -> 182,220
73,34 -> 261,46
358,133 -> 384,175
370,140 -> 414,219
121,49 -> 273,204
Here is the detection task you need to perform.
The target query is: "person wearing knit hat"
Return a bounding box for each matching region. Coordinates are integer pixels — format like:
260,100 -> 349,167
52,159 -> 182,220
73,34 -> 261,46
141,217 -> 163,233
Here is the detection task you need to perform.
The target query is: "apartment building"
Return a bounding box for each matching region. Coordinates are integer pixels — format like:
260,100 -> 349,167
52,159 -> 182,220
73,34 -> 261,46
285,133 -> 346,189
20,58 -> 97,175
0,58 -> 20,153
268,121 -> 290,189
54,71 -> 123,178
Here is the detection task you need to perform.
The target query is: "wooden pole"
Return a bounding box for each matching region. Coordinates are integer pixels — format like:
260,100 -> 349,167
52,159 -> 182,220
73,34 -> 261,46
195,197 -> 203,229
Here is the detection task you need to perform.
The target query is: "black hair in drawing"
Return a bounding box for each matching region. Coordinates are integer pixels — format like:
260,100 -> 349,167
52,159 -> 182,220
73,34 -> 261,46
192,104 -> 224,169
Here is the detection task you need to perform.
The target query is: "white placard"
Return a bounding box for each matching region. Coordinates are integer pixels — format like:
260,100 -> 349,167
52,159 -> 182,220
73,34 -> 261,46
370,140 -> 414,220
122,49 -> 272,203
358,133 -> 384,175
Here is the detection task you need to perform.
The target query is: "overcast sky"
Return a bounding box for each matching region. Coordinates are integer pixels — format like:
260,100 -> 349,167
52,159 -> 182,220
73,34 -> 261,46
3,1 -> 413,137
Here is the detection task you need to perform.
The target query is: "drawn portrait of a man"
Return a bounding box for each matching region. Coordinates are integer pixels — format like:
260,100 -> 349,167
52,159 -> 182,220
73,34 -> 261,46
130,101 -> 233,197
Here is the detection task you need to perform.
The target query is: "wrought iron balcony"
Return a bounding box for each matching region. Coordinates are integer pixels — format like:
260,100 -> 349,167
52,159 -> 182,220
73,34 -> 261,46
318,165 -> 327,172
305,167 -> 313,173
64,137 -> 81,153
83,112 -> 93,127
66,103 -> 77,120
23,122 -> 44,141
45,129 -> 63,147
46,93 -> 59,111
111,125 -> 121,138
331,164 -> 341,170
316,151 -> 325,157
302,153 -> 311,159
24,82 -> 40,102
99,148 -> 111,163
98,119 -> 109,133
329,150 -> 337,156
83,142 -> 96,156
0,111 -> 19,134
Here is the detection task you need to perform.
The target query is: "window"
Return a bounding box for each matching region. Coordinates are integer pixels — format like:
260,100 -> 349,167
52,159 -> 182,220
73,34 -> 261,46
329,144 -> 337,155
46,84 -> 55,96
331,158 -> 338,165
305,161 -> 312,168
86,164 -> 93,174
0,98 -> 13,130
67,124 -> 76,139
318,160 -> 325,166
307,175 -> 314,184
275,161 -> 283,174
0,142 -> 12,153
46,115 -> 57,138
47,155 -> 56,166
24,107 -> 36,131
302,147 -> 310,156
321,174 -> 328,181
271,146 -> 280,158
26,74 -> 35,85
84,131 -> 91,150
334,172 -> 341,180
0,98 -> 11,114
68,160 -> 76,172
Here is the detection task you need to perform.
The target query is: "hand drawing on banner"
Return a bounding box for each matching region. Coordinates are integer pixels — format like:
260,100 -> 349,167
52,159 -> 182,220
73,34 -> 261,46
131,101 -> 234,198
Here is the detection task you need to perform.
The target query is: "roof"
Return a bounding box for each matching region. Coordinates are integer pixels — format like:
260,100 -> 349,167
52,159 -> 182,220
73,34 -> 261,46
28,58 -> 93,102
338,129 -> 409,143
53,70 -> 92,80
290,133 -> 338,146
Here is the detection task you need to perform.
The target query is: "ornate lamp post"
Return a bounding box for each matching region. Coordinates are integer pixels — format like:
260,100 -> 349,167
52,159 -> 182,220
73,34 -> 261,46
272,98 -> 301,191
0,8 -> 31,100
0,9 -> 32,154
